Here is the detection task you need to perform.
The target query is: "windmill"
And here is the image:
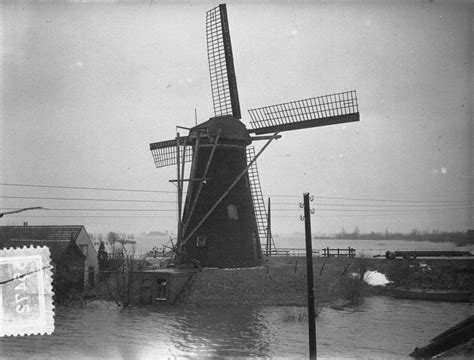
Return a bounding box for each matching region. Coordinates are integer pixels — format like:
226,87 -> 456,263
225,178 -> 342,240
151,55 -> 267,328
150,4 -> 359,268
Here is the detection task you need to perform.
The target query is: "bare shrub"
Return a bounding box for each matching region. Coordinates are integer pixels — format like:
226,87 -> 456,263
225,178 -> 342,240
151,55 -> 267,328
281,304 -> 325,323
100,241 -> 143,307
345,258 -> 369,304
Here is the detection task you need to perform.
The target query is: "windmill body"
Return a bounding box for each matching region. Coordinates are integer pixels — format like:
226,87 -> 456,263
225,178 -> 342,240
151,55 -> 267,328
180,115 -> 262,267
149,4 -> 360,268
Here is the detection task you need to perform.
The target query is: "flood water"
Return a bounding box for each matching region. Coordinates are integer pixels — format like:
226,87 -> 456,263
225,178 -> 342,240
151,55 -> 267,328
130,234 -> 473,258
275,236 -> 473,257
1,297 -> 472,359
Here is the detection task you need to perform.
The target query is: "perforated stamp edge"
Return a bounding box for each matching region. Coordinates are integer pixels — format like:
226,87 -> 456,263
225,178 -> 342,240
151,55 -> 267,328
0,246 -> 55,337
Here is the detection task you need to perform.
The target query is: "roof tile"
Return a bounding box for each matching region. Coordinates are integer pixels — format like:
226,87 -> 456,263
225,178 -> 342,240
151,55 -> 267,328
0,239 -> 85,262
0,225 -> 84,242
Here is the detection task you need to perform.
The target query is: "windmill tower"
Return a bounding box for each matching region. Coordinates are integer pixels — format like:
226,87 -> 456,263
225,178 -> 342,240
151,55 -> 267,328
150,4 -> 359,268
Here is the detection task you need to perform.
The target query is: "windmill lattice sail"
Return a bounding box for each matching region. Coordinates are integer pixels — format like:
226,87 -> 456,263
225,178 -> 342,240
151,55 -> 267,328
246,146 -> 270,246
248,90 -> 359,135
206,4 -> 241,119
150,138 -> 193,168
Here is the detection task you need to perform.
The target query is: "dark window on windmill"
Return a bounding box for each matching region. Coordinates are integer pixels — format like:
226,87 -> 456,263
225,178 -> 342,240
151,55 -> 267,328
227,204 -> 238,220
196,236 -> 207,247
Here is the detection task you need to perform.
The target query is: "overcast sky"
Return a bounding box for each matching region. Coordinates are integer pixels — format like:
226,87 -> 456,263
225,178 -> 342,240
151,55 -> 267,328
1,1 -> 472,236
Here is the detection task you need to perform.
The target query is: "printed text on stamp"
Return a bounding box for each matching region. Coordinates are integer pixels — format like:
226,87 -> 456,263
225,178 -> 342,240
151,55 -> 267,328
0,246 -> 54,336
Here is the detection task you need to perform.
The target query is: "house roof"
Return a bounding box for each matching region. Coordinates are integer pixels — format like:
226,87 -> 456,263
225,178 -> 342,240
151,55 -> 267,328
0,239 -> 86,262
0,225 -> 85,242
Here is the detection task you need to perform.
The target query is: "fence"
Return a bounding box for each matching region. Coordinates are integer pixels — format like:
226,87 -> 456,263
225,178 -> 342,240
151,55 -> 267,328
321,247 -> 356,258
262,247 -> 356,257
262,247 -> 320,257
262,246 -> 356,257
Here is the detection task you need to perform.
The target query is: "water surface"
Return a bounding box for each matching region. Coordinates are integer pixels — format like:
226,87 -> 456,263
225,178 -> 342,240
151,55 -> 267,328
131,234 -> 473,258
1,297 -> 472,359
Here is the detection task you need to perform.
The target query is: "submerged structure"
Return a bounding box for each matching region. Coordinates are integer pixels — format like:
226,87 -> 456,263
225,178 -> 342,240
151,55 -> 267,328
149,4 -> 360,268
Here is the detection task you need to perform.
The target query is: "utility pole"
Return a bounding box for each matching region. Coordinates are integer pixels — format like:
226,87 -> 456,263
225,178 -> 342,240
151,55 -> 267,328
303,192 -> 316,360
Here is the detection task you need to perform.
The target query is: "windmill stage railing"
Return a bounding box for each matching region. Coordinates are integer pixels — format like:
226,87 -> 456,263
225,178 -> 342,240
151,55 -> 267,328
248,90 -> 359,135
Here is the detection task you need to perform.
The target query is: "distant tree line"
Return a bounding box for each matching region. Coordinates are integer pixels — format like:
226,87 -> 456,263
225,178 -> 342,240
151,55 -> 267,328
331,227 -> 473,246
147,230 -> 169,236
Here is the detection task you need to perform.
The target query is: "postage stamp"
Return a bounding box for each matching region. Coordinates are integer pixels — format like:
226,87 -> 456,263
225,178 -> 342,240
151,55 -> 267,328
0,246 -> 54,336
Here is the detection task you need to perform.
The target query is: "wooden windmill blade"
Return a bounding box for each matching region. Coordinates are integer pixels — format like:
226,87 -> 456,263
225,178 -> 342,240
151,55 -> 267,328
206,4 -> 241,119
248,90 -> 359,135
246,146 -> 270,245
149,137 -> 193,168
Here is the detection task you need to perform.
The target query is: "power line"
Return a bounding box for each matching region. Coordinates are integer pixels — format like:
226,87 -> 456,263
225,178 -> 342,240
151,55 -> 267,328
0,195 -> 176,203
267,194 -> 471,204
6,211 -> 468,219
310,212 -> 471,217
4,208 -> 468,218
1,208 -> 176,212
7,215 -> 174,218
0,183 -> 175,194
318,197 -> 471,204
2,206 -> 470,214
1,195 -> 469,209
1,182 -> 468,204
272,202 -> 473,208
271,207 -> 472,213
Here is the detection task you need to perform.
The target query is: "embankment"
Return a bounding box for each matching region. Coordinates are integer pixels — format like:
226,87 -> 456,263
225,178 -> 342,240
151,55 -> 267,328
177,257 -> 474,306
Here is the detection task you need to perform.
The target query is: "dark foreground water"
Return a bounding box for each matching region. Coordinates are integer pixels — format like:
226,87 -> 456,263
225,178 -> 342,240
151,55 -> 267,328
0,297 -> 472,359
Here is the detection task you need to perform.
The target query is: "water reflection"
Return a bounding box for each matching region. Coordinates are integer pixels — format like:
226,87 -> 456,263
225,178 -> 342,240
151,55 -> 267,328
0,298 -> 471,359
170,306 -> 271,357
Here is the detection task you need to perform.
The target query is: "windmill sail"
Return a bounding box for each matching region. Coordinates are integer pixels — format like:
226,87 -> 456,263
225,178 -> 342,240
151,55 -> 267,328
206,4 -> 241,119
150,138 -> 192,168
246,146 -> 270,248
248,90 -> 359,135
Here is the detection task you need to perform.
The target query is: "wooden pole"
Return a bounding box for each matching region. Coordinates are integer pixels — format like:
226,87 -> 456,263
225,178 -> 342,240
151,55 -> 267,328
180,134 -> 201,235
180,139 -> 187,209
303,192 -> 316,360
176,133 -> 182,244
181,129 -> 221,236
266,197 -> 271,256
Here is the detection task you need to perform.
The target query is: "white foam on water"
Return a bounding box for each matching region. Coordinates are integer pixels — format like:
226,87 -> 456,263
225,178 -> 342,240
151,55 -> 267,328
363,270 -> 391,286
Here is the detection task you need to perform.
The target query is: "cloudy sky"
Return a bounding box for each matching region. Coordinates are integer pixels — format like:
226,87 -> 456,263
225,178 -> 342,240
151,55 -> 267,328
1,1 -> 472,236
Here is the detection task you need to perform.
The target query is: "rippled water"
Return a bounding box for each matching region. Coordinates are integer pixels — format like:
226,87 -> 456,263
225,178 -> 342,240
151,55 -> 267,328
1,297 -> 472,359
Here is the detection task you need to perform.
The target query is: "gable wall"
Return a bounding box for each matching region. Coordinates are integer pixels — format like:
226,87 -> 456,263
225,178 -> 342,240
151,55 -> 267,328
76,228 -> 99,287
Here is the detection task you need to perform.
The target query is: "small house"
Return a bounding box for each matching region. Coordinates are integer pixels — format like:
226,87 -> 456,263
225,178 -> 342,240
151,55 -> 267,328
0,224 -> 98,288
132,269 -> 197,305
0,238 -> 86,298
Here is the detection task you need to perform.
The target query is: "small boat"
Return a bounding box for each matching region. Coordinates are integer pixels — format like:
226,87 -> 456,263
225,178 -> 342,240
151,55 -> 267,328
392,288 -> 472,302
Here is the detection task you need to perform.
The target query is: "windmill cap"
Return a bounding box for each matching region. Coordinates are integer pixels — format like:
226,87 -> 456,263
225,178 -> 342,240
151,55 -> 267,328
190,115 -> 251,145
